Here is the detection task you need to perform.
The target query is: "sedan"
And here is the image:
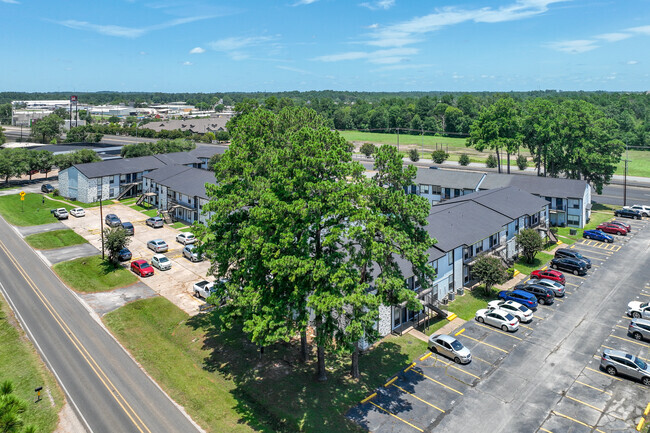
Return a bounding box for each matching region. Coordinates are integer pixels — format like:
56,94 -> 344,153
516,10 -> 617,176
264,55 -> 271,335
131,259 -> 154,277
475,308 -> 519,332
582,229 -> 613,243
183,244 -> 202,262
147,239 -> 169,253
487,300 -> 533,323
146,216 -> 164,228
176,232 -> 196,245
530,269 -> 565,285
627,301 -> 650,319
614,208 -> 642,220
628,319 -> 650,341
428,334 -> 471,364
498,289 -> 538,310
117,248 -> 132,262
550,257 -> 587,275
525,278 -> 565,297
151,254 -> 172,271
597,223 -> 627,236
610,220 -> 632,232
70,207 -> 85,218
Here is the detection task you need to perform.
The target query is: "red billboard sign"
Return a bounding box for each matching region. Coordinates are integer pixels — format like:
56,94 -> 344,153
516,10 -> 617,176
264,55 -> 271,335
70,95 -> 78,102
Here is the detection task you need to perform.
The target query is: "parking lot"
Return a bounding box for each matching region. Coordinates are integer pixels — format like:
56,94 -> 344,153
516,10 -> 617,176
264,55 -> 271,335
61,202 -> 210,315
348,216 -> 650,432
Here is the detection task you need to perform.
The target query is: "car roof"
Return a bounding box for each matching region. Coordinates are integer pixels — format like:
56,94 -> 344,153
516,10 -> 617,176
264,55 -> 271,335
133,259 -> 147,264
632,318 -> 650,326
150,239 -> 165,243
511,289 -> 535,298
153,254 -> 167,259
604,349 -> 636,360
121,222 -> 133,226
429,334 -> 458,344
149,216 -> 162,220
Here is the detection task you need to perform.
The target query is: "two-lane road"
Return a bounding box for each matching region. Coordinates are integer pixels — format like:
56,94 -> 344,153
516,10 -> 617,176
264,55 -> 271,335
0,216 -> 201,433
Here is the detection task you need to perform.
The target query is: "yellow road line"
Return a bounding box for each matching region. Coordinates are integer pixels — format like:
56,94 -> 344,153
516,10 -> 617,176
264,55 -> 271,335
551,411 -> 606,433
565,395 -> 622,419
368,401 -> 424,432
472,355 -> 493,365
609,334 -> 650,348
615,324 -> 628,330
585,366 -> 623,381
539,427 -> 553,433
553,297 -> 564,302
463,335 -> 509,353
574,380 -> 613,395
534,315 -> 544,320
565,282 -> 580,287
391,384 -> 445,413
639,293 -> 650,298
455,328 -> 466,336
474,322 -> 523,340
0,240 -> 152,433
570,274 -> 587,280
519,323 -> 534,330
429,357 -> 481,380
409,369 -> 464,395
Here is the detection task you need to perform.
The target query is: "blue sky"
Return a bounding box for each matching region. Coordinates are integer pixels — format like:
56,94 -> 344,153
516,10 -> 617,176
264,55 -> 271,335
2,0 -> 649,92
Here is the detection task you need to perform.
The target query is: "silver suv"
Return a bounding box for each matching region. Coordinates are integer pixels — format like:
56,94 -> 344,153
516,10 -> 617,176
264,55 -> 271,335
628,318 -> 650,341
600,349 -> 650,386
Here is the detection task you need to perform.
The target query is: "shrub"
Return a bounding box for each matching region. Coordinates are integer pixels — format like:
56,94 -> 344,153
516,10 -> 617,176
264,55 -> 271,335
486,154 -> 497,168
516,154 -> 528,171
507,268 -> 515,279
550,227 -> 558,235
52,188 -> 60,197
409,148 -> 420,162
431,150 -> 449,164
458,154 -> 470,166
359,142 -> 376,158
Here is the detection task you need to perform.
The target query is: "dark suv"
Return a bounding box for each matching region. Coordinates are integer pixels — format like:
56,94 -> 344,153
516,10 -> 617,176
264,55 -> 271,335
614,208 -> 642,220
555,248 -> 591,268
550,257 -> 587,275
514,283 -> 554,305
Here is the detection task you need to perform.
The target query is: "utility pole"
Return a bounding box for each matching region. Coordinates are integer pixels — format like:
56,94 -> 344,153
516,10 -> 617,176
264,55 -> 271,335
99,195 -> 105,260
396,127 -> 400,153
623,144 -> 628,206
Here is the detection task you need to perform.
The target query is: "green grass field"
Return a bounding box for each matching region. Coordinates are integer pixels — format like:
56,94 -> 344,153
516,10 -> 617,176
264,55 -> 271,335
555,209 -> 618,244
513,252 -> 554,275
25,229 -> 88,250
0,299 -> 63,433
339,130 -> 468,149
46,194 -> 101,208
53,255 -> 137,293
105,296 -> 429,433
615,150 -> 650,178
0,193 -> 75,226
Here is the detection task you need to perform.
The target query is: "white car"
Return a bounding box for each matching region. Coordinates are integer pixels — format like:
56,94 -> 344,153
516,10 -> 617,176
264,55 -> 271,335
487,300 -> 533,323
627,301 -> 650,319
151,254 -> 172,271
475,308 -> 519,332
428,334 -> 472,364
623,205 -> 650,217
70,207 -> 85,217
176,232 -> 196,245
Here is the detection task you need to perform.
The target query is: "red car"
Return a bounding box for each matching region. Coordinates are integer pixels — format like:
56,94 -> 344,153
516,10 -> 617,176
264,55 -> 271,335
609,220 -> 631,232
597,223 -> 627,236
131,259 -> 154,277
530,269 -> 565,285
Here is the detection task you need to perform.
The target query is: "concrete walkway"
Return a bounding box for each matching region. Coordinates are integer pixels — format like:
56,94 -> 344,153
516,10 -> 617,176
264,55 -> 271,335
39,243 -> 100,265
15,221 -> 67,236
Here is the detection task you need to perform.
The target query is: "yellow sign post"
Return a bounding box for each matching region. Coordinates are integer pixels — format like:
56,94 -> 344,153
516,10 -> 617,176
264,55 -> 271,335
20,191 -> 25,212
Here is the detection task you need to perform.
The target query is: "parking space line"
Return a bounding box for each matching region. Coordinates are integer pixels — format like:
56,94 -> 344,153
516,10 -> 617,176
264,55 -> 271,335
463,335 -> 509,353
565,282 -> 580,287
368,401 -> 424,432
474,323 -> 523,340
553,297 -> 564,302
409,369 -> 464,395
391,384 -> 446,413
585,366 -> 623,381
519,323 -> 534,330
534,316 -> 544,320
551,411 -> 606,433
565,395 -> 623,419
471,355 -> 493,365
576,248 -> 612,256
538,428 -> 553,433
615,324 -> 628,330
609,334 -> 649,348
428,357 -> 481,380
574,380 -> 613,395
639,293 -> 650,298
569,275 -> 587,280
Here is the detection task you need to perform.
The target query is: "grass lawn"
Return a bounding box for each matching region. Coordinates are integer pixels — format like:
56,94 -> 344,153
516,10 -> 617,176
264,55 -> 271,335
0,193 -> 75,226
513,252 -> 554,275
180,227 -> 194,232
53,255 -> 137,293
120,197 -> 138,205
170,222 -> 188,229
446,287 -> 497,320
25,229 -> 88,250
555,210 -> 617,244
339,130 -> 469,149
46,193 -> 100,208
0,299 -> 63,432
142,209 -> 158,217
105,296 -> 429,433
615,150 -> 650,178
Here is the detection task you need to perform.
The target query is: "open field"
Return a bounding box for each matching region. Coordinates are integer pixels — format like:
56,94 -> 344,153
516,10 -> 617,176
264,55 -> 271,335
0,193 -> 75,226
0,299 -> 64,433
25,229 -> 88,249
53,255 -> 137,293
615,149 -> 650,178
105,296 -> 429,433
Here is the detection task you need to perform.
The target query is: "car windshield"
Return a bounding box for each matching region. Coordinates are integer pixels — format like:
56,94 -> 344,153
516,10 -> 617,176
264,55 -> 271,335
634,358 -> 647,370
450,340 -> 463,351
573,253 -> 583,259
159,257 -> 169,263
642,303 -> 649,308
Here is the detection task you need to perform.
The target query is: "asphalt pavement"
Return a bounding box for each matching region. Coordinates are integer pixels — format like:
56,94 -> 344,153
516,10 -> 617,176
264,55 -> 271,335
39,243 -> 100,265
0,216 -> 201,433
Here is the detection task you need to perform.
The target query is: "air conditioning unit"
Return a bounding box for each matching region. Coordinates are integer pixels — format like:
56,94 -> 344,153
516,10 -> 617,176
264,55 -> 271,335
448,292 -> 456,301
441,298 -> 449,305
457,288 -> 465,296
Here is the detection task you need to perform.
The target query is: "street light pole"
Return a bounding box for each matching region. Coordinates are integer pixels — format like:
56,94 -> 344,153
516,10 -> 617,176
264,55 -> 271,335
623,144 -> 628,207
99,196 -> 105,260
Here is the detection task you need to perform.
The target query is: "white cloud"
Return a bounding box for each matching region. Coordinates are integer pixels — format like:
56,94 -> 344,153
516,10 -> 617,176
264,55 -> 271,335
547,39 -> 599,54
314,47 -> 417,64
55,15 -> 212,38
276,65 -> 312,74
292,0 -> 318,5
365,23 -> 380,29
360,0 -> 395,11
627,25 -> 650,35
1,0 -> 20,4
627,60 -> 638,65
189,47 -> 205,54
208,35 -> 276,52
596,32 -> 631,42
182,61 -> 193,66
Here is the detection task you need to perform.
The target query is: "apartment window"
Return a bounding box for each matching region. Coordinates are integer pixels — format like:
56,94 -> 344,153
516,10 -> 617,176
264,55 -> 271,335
432,185 -> 441,195
447,250 -> 453,266
421,184 -> 430,195
515,218 -> 520,232
569,199 -> 580,209
444,188 -> 452,199
567,214 -> 580,226
454,189 -> 461,197
489,233 -> 498,248
474,241 -> 483,255
430,260 -> 438,275
448,277 -> 454,293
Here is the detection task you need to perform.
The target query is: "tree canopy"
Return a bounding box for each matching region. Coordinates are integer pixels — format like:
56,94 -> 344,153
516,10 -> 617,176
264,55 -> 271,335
120,138 -> 195,158
31,114 -> 64,144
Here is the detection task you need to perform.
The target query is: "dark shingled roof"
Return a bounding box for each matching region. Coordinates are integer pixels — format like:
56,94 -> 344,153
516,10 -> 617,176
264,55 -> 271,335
74,155 -> 168,178
189,145 -> 228,159
438,186 -> 550,220
480,173 -> 588,199
144,166 -> 216,199
415,168 -> 487,190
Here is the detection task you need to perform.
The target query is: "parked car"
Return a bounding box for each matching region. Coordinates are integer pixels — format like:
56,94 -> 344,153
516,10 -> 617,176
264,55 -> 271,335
70,207 -> 85,218
609,221 -> 631,232
146,216 -> 164,228
597,223 -> 627,236
121,222 -> 134,236
193,280 -> 215,299
614,208 -> 642,220
487,300 -> 533,323
582,229 -> 613,243
176,232 -> 196,245
105,213 -> 121,227
131,259 -> 154,277
51,208 -> 68,220
428,334 -> 472,364
151,254 -> 172,271
628,318 -> 650,341
627,301 -> 650,319
623,205 -> 650,217
41,184 -> 55,193
183,244 -> 202,262
117,248 -> 132,262
530,269 -> 565,285
549,257 -> 587,275
554,248 -> 591,268
525,278 -> 565,297
497,289 -> 538,310
600,349 -> 650,386
147,239 -> 168,253
475,308 -> 519,332
515,283 -> 555,305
